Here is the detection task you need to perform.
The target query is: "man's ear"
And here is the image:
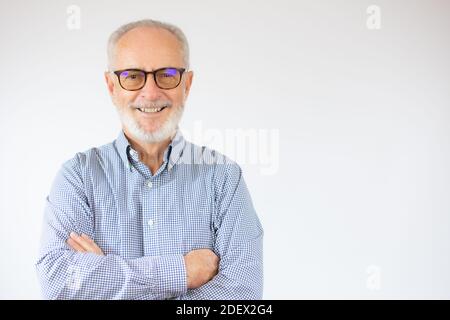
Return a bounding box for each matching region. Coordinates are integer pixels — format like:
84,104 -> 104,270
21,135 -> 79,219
183,70 -> 194,98
104,71 -> 115,96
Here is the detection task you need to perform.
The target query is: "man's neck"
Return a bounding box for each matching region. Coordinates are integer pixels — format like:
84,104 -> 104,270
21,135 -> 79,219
124,129 -> 175,175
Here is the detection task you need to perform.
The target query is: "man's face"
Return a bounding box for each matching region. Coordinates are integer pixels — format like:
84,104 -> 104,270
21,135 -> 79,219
105,26 -> 193,143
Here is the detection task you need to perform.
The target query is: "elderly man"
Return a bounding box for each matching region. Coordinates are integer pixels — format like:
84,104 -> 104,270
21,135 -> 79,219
35,19 -> 263,300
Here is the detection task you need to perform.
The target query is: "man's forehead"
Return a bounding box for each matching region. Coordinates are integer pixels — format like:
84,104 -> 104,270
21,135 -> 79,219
116,26 -> 181,52
113,26 -> 184,69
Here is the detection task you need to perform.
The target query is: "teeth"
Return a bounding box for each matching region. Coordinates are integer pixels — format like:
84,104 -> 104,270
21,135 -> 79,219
138,107 -> 163,113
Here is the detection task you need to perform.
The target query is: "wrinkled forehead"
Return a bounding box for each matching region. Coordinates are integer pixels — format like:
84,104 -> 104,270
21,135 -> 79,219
113,26 -> 185,69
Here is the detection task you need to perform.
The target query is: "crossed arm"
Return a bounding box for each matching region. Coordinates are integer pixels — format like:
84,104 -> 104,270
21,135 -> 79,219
36,159 -> 263,300
66,232 -> 219,290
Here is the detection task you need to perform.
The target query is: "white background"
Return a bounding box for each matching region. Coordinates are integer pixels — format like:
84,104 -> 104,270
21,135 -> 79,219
1,0 -> 449,299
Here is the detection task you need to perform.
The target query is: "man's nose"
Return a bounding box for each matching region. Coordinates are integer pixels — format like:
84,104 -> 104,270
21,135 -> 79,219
139,75 -> 163,99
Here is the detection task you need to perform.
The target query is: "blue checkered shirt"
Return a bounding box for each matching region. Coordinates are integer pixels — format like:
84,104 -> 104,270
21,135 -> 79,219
35,129 -> 263,300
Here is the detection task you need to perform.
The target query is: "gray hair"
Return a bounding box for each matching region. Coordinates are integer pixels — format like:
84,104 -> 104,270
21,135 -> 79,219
107,19 -> 190,70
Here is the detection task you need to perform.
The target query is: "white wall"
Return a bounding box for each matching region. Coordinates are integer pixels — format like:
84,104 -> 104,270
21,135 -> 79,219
1,0 -> 449,299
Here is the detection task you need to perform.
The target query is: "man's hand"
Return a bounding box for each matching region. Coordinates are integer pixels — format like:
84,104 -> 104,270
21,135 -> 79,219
184,249 -> 219,289
66,232 -> 104,256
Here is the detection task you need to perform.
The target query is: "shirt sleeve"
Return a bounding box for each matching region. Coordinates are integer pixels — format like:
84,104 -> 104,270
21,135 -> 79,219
180,162 -> 264,300
35,155 -> 187,300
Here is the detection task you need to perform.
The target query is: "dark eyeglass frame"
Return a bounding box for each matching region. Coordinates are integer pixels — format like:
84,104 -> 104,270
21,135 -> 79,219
112,67 -> 186,91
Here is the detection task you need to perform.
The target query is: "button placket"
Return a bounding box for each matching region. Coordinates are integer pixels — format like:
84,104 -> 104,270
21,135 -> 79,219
141,176 -> 156,255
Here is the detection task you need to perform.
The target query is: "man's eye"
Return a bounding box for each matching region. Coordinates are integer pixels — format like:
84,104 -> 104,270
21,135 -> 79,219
159,69 -> 178,77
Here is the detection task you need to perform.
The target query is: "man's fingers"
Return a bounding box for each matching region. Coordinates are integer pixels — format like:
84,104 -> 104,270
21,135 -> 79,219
80,233 -> 103,254
80,233 -> 94,243
69,232 -> 105,255
70,232 -> 95,251
69,232 -> 105,256
67,237 -> 86,252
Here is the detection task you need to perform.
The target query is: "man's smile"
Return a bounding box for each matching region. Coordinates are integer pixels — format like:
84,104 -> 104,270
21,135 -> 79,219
134,106 -> 169,118
136,106 -> 168,113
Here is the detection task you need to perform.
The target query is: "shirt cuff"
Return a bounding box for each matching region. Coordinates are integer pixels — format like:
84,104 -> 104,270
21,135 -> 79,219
154,254 -> 187,298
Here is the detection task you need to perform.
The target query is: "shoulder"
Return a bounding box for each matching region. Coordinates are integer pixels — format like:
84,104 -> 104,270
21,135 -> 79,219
59,139 -> 120,182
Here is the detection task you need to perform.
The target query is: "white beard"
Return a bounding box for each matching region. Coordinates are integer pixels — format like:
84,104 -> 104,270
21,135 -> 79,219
116,104 -> 184,143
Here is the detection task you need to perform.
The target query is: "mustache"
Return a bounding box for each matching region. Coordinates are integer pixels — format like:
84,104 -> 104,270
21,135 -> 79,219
129,100 -> 173,109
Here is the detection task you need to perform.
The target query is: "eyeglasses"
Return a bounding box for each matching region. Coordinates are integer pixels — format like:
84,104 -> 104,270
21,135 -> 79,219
112,67 -> 186,91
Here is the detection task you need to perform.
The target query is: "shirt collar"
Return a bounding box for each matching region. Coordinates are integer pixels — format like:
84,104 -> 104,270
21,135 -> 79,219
115,128 -> 186,173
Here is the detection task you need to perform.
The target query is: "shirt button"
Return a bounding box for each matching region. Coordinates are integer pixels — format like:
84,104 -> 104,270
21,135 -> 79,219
147,219 -> 154,227
147,180 -> 153,188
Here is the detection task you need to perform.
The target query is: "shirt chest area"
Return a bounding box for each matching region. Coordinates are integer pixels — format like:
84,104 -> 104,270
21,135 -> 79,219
89,168 -> 217,259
